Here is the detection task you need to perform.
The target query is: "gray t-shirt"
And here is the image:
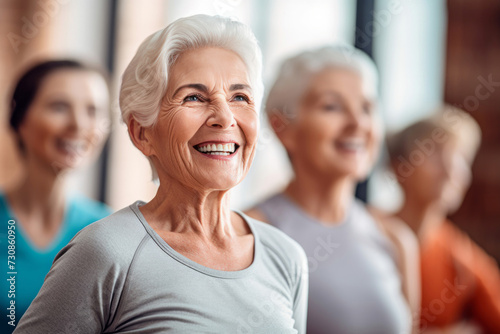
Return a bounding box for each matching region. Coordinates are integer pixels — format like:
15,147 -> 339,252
257,194 -> 411,334
14,201 -> 308,334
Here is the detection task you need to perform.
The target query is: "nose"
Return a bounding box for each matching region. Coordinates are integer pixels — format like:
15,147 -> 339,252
345,106 -> 365,130
68,106 -> 93,134
206,100 -> 236,129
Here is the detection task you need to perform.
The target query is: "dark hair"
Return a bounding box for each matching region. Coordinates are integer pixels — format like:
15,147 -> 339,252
9,60 -> 109,132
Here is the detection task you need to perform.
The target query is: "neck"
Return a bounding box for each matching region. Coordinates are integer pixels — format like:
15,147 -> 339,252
285,168 -> 355,224
7,155 -> 67,224
140,178 -> 237,241
397,195 -> 444,240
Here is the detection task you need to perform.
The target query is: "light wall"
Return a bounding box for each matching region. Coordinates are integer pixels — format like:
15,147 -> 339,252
4,0 -> 447,213
105,0 -> 357,210
369,0 -> 447,212
0,0 -> 110,197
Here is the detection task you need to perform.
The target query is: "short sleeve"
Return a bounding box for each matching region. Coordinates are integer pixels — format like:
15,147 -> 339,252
13,225 -> 132,334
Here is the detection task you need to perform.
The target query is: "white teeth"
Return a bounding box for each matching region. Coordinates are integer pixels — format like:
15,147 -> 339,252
61,140 -> 86,153
195,143 -> 236,154
338,140 -> 365,151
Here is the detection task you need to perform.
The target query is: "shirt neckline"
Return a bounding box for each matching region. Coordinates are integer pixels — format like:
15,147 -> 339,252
130,200 -> 261,279
0,192 -> 71,254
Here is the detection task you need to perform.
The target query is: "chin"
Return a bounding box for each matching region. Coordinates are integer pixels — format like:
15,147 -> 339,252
443,197 -> 464,215
197,177 -> 241,192
330,164 -> 369,179
50,155 -> 85,172
49,162 -> 75,173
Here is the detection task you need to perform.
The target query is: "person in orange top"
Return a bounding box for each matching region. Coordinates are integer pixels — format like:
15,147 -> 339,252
386,105 -> 500,334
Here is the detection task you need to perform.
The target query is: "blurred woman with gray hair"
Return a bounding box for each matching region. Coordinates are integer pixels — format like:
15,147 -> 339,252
15,14 -> 308,333
246,45 -> 419,333
387,107 -> 500,333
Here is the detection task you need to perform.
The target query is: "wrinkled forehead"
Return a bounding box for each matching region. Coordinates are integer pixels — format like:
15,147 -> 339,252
166,47 -> 252,95
301,67 -> 377,103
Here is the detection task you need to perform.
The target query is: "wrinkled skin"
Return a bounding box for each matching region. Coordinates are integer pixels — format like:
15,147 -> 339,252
131,47 -> 259,271
141,47 -> 258,193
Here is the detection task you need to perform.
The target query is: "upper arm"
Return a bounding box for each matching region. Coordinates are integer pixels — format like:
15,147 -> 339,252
385,218 -> 421,331
14,229 -> 126,334
368,207 -> 421,333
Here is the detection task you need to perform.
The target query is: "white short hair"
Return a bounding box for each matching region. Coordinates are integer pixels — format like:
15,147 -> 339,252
120,14 -> 263,127
266,45 -> 378,118
119,14 -> 263,182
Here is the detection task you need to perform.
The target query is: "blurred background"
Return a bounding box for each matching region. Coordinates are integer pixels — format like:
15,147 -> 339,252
0,0 -> 498,262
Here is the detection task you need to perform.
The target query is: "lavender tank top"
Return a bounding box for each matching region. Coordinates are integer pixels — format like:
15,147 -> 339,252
256,193 -> 411,334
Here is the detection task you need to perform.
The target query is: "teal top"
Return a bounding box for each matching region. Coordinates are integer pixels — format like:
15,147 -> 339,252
0,193 -> 111,333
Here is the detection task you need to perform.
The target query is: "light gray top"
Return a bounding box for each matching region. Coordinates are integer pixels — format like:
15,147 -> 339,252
14,201 -> 308,334
256,194 -> 411,334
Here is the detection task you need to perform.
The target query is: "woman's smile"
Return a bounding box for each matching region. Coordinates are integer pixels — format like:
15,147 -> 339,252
334,137 -> 367,155
193,141 -> 240,160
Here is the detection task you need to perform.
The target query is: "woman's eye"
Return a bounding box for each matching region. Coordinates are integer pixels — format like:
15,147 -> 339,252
49,101 -> 70,112
183,94 -> 204,103
232,94 -> 249,103
363,103 -> 373,114
87,105 -> 97,117
323,104 -> 341,111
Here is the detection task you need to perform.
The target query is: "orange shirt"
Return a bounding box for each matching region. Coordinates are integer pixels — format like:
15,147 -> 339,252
420,221 -> 500,333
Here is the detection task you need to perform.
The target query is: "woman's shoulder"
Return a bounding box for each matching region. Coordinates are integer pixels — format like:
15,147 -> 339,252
365,204 -> 419,258
240,211 -> 307,266
64,203 -> 148,259
366,205 -> 417,241
75,202 -> 144,237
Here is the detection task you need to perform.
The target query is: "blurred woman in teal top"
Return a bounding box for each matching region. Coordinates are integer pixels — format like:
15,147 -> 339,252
0,60 -> 112,333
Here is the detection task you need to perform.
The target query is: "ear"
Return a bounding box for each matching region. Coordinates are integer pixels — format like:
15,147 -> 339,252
127,117 -> 155,157
269,111 -> 296,154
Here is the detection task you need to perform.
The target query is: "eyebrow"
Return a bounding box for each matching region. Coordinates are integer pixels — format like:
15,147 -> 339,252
318,90 -> 373,103
172,83 -> 252,98
229,83 -> 252,92
172,84 -> 208,98
304,90 -> 343,104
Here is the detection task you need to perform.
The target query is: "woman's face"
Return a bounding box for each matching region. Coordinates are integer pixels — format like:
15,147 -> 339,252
145,47 -> 258,191
402,137 -> 472,212
399,136 -> 472,213
283,68 -> 380,180
18,69 -> 109,171
400,142 -> 451,206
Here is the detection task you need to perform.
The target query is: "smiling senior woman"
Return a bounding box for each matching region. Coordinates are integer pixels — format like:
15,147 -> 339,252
246,45 -> 419,334
14,15 -> 308,334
